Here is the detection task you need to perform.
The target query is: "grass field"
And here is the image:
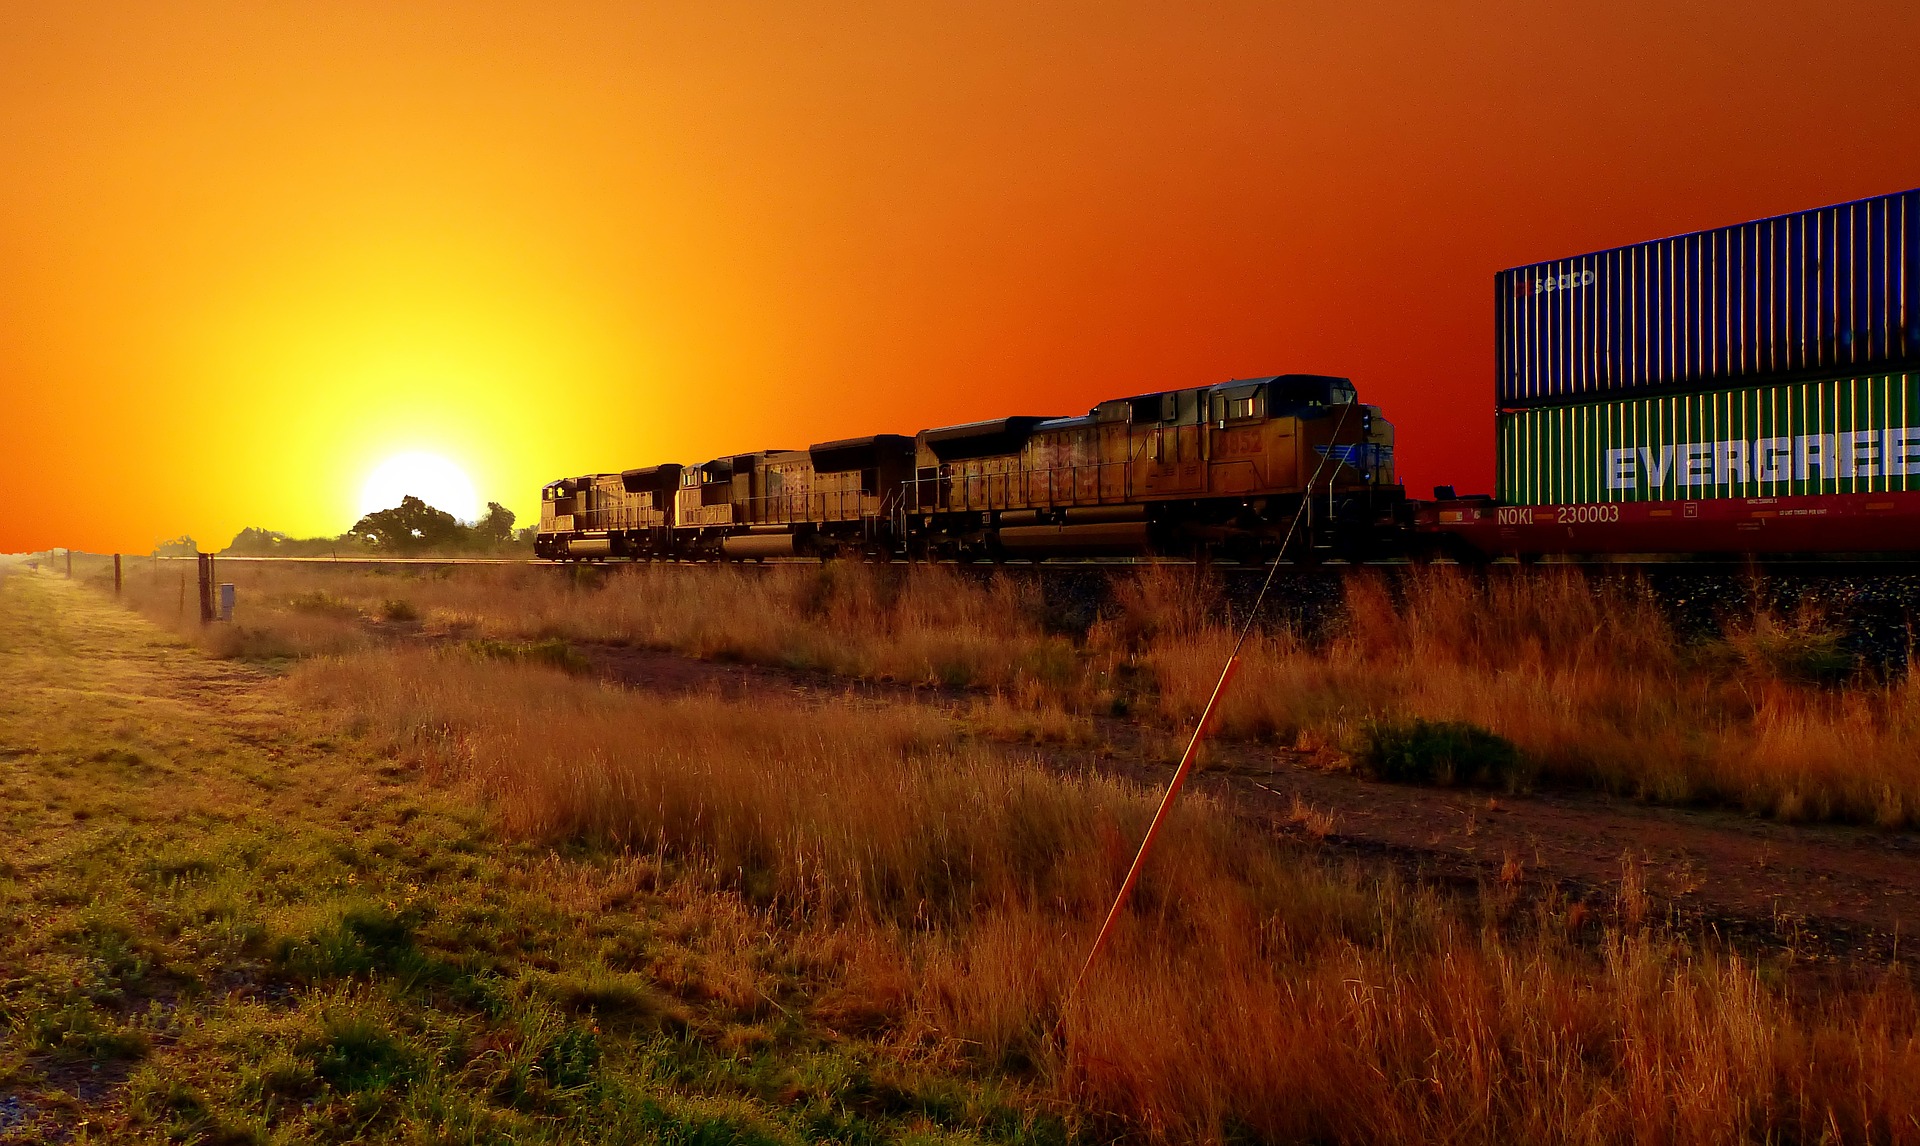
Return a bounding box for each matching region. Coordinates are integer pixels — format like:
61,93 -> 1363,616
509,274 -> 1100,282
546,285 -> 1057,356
110,556 -> 1920,828
4,558 -> 1919,1142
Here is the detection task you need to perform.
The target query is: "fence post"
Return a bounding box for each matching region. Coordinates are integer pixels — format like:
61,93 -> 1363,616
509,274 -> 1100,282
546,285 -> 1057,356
65,549 -> 72,578
197,553 -> 215,625
114,554 -> 123,596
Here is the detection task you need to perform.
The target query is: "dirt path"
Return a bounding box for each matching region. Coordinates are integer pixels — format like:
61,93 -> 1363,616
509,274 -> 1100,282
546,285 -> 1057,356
1192,752 -> 1920,962
582,642 -> 1920,963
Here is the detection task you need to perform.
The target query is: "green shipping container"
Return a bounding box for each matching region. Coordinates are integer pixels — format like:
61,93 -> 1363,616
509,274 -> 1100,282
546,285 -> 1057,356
1498,372 -> 1920,505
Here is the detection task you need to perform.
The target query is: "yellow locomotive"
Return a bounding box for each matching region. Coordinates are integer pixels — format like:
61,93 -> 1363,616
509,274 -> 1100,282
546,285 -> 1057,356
536,373 -> 1398,561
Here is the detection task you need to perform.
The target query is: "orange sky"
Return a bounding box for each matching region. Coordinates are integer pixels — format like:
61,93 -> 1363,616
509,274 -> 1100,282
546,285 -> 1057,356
4,1 -> 1919,552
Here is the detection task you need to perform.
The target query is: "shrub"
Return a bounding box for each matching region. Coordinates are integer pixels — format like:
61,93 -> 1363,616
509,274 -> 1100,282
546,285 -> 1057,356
304,1011 -> 420,1095
1359,717 -> 1529,790
1725,610 -> 1855,685
288,591 -> 359,619
464,637 -> 590,675
379,598 -> 421,623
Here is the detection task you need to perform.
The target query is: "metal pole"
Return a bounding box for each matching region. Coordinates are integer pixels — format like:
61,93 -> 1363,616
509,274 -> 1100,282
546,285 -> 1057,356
114,554 -> 122,596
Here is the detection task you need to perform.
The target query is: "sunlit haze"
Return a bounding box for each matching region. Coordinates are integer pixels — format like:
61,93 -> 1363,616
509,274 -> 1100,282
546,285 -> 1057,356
3,2 -> 1919,552
358,453 -> 481,525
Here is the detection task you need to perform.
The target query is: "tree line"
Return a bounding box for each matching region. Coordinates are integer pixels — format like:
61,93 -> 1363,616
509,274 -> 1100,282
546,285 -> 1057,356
180,498 -> 534,557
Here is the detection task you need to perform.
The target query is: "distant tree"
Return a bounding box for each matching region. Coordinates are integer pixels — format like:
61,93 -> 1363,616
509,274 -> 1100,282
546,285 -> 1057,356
222,526 -> 357,557
224,527 -> 289,555
476,501 -> 516,544
153,535 -> 199,557
350,496 -> 466,553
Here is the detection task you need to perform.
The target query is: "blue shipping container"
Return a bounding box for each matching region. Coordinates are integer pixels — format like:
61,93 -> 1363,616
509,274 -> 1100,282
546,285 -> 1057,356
1496,188 -> 1920,409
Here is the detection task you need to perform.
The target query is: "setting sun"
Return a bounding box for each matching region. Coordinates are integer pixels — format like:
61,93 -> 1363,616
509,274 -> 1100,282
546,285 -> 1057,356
357,451 -> 479,523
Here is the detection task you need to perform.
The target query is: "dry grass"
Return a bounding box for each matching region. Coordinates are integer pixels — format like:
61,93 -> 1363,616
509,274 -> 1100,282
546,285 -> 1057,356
40,555 -> 1920,1139
289,645 -> 1920,1144
107,557 -> 1920,827
1140,566 -> 1920,826
116,560 -> 1090,693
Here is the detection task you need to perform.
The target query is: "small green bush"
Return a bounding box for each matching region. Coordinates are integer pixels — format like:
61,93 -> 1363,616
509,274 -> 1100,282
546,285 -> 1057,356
1360,718 -> 1529,790
465,637 -> 590,675
1728,619 -> 1854,685
379,598 -> 420,623
287,591 -> 358,619
305,1012 -> 420,1095
274,903 -> 417,980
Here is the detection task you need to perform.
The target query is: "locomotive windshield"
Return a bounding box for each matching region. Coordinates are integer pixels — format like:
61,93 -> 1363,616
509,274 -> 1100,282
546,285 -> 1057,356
1268,375 -> 1357,408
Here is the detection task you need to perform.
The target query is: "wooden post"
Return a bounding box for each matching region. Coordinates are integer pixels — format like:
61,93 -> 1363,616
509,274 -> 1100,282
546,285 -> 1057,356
114,554 -> 123,596
65,549 -> 72,578
197,553 -> 215,625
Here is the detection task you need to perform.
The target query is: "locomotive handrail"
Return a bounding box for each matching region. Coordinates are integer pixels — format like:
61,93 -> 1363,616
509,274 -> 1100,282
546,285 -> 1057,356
897,460 -> 1145,514
731,488 -> 884,526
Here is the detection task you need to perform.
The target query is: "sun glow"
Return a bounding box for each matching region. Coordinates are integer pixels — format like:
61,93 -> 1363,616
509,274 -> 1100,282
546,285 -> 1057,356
358,452 -> 481,523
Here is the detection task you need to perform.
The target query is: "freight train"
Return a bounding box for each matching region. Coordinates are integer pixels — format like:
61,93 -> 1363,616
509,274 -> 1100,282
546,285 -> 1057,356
539,186 -> 1920,563
536,374 -> 1403,562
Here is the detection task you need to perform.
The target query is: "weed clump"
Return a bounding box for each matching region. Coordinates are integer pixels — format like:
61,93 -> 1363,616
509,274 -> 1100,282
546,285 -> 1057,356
378,598 -> 420,623
288,590 -> 358,619
1722,609 -> 1855,685
1360,717 -> 1528,790
464,637 -> 590,675
304,1010 -> 420,1096
274,903 -> 418,981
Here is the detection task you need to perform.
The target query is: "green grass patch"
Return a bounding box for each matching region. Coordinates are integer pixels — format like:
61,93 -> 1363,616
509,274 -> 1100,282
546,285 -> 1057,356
287,590 -> 360,619
465,636 -> 592,675
1359,717 -> 1530,790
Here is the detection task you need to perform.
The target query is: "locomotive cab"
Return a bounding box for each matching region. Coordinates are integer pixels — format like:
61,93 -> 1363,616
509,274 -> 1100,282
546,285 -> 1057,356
534,478 -> 581,559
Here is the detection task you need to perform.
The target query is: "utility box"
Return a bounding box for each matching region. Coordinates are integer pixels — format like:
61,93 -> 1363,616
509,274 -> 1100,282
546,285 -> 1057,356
218,583 -> 235,623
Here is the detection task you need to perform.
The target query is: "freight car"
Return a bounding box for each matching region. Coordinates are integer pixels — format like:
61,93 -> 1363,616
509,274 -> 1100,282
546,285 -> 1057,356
536,373 -> 1402,562
1426,186 -> 1920,559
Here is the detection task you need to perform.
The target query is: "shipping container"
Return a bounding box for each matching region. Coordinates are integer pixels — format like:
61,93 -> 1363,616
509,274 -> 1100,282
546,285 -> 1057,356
1497,372 -> 1920,505
1496,188 -> 1920,408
